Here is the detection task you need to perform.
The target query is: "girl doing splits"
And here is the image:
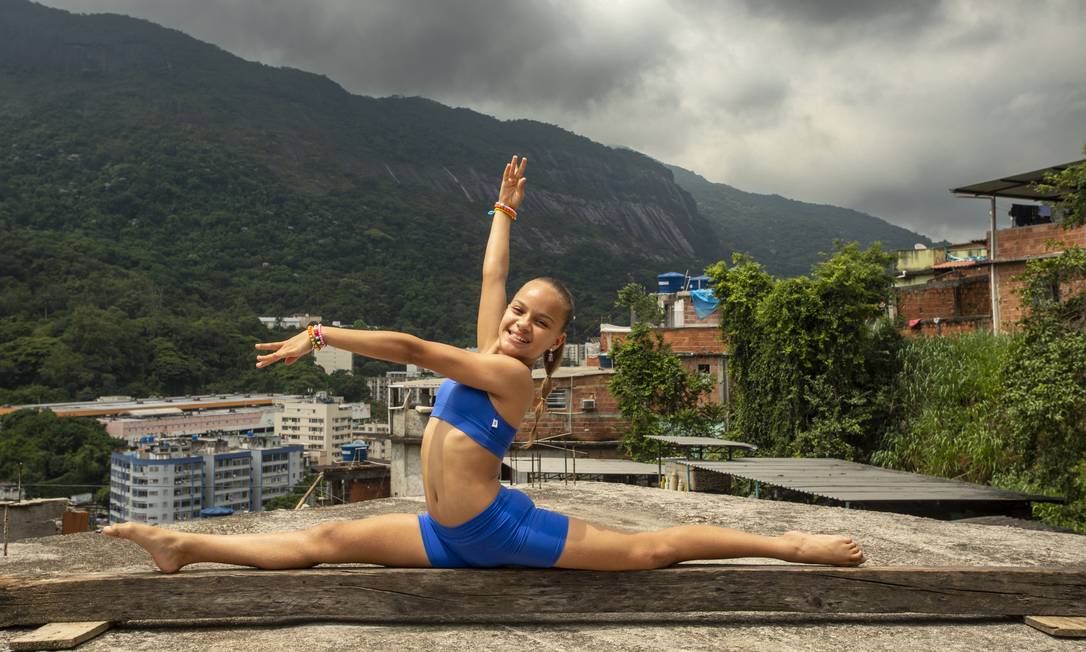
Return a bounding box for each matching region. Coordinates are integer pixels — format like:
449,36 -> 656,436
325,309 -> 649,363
104,155 -> 865,572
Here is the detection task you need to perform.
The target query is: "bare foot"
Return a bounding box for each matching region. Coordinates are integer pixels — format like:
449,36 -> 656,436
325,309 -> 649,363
103,523 -> 188,573
778,531 -> 866,566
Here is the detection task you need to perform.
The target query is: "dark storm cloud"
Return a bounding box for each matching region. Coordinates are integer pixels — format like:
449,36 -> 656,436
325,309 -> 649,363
42,0 -> 677,112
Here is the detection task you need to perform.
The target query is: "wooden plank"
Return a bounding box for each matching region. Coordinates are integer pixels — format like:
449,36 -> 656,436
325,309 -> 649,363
1,566 -> 1083,626
1024,615 -> 1086,637
9,621 -> 110,650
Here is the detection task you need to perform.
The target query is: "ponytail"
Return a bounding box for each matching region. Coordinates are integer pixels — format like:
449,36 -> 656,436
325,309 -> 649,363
523,277 -> 574,449
526,342 -> 565,447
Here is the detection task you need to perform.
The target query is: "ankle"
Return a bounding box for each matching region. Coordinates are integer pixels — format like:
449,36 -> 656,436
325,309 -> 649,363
774,533 -> 802,561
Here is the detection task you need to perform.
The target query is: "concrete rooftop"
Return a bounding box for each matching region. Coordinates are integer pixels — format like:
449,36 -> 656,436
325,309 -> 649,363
2,482 -> 1084,651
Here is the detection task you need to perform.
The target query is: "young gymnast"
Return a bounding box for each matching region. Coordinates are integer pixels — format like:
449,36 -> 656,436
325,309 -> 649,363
104,155 -> 865,572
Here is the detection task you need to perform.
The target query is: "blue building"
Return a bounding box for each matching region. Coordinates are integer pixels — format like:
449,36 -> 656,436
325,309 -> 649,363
110,434 -> 305,524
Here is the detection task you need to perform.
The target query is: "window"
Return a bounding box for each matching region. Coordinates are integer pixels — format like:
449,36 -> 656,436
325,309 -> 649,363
698,364 -> 711,375
546,389 -> 569,410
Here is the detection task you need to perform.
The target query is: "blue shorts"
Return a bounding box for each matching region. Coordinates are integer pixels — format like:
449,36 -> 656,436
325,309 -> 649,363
418,485 -> 569,568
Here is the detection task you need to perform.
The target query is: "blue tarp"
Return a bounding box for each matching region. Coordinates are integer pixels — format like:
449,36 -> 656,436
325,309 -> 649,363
200,507 -> 234,517
690,289 -> 720,319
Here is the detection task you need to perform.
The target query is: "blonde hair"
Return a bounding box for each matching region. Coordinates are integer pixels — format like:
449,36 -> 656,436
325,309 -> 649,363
524,277 -> 574,448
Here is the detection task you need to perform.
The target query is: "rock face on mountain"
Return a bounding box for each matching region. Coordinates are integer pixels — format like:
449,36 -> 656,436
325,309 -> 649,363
0,1 -> 714,265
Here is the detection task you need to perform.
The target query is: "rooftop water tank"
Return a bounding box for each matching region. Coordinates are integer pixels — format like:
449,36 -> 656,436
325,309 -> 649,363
657,272 -> 685,294
689,275 -> 711,290
341,441 -> 369,463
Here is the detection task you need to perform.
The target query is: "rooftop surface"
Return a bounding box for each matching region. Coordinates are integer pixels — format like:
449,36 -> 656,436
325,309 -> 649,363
674,458 -> 1060,504
2,482 -> 1084,650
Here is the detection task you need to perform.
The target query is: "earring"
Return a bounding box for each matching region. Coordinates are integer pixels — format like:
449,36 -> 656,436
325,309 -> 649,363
545,350 -> 555,363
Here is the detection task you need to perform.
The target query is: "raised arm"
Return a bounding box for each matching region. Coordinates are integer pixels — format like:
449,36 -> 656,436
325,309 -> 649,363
477,155 -> 527,351
255,327 -> 529,400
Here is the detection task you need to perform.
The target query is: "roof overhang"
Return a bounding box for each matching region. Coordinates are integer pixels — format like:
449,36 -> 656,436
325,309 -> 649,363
951,159 -> 1085,201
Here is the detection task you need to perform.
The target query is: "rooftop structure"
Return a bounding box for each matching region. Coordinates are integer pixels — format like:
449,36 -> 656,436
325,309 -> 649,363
0,393 -> 303,418
670,457 -> 1060,520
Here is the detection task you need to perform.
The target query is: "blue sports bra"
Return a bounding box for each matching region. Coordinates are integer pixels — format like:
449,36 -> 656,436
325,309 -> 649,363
430,379 -> 518,459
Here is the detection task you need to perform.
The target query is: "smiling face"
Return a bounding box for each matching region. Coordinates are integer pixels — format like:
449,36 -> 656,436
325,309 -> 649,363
497,279 -> 570,363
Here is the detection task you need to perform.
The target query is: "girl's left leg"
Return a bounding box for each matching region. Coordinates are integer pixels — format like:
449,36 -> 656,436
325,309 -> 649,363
554,517 -> 865,571
103,513 -> 431,573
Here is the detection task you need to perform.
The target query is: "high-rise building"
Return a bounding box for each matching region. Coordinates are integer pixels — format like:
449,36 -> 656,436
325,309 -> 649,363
109,434 -> 304,525
275,394 -> 354,465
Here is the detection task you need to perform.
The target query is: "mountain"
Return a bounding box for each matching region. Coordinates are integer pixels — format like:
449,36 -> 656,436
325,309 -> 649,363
0,0 -> 927,401
668,165 -> 932,277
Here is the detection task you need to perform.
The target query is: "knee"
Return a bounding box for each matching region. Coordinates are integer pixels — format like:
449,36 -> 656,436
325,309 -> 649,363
301,521 -> 342,558
631,538 -> 676,570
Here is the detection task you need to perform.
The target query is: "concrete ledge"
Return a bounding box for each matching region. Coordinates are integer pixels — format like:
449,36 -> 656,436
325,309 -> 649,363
2,565 -> 1084,626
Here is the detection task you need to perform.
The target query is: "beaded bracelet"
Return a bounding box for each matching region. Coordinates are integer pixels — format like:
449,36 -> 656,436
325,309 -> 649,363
490,201 -> 517,221
307,324 -> 325,351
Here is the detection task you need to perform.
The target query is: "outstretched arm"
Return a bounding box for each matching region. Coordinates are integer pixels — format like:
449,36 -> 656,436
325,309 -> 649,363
255,327 -> 528,400
477,155 -> 527,351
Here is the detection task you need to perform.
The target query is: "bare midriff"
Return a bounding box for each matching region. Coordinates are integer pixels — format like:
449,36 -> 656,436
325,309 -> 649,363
421,417 -> 505,527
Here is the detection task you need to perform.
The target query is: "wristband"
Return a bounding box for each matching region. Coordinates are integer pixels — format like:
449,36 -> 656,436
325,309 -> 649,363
490,201 -> 517,220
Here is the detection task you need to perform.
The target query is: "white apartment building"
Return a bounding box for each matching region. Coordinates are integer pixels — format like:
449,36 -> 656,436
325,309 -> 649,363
109,434 -> 304,525
275,395 -> 354,465
314,346 -> 353,374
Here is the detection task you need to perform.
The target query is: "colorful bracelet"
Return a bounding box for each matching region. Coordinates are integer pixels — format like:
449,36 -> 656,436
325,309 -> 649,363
490,201 -> 517,220
307,324 -> 325,351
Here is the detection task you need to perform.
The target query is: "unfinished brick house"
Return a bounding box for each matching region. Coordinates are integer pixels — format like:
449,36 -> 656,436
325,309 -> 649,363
895,159 -> 1086,336
525,282 -> 731,458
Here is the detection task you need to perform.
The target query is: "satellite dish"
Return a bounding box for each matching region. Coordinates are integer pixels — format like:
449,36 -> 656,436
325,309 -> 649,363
913,243 -> 928,250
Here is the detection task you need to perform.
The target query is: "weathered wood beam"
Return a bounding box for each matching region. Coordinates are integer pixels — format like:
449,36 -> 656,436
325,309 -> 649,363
1,565 -> 1083,627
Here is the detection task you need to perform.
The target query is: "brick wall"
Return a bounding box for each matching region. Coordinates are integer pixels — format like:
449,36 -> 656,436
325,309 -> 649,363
682,298 -> 721,326
993,223 -> 1086,330
601,326 -> 725,355
993,222 -> 1086,260
896,273 -> 990,321
516,373 -> 628,444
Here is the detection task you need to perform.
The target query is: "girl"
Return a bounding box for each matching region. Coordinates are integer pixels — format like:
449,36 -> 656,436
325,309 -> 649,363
104,156 -> 865,572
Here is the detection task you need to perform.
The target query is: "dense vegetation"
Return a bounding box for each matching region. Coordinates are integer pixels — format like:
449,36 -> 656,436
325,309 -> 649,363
0,409 -> 123,503
608,283 -> 723,461
707,244 -> 902,460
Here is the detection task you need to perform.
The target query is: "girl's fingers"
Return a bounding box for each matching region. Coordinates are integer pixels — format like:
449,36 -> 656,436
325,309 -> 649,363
517,156 -> 527,175
255,341 -> 285,350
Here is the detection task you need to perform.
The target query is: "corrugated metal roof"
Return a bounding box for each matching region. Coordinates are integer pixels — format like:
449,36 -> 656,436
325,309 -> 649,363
951,159 -> 1085,201
673,458 -> 1060,503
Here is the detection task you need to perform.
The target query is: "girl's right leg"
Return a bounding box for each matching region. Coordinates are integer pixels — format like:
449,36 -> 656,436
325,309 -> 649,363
555,517 -> 865,571
103,514 -> 431,573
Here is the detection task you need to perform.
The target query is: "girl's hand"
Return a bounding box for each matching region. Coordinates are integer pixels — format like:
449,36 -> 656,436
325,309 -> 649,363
497,154 -> 527,210
255,331 -> 313,368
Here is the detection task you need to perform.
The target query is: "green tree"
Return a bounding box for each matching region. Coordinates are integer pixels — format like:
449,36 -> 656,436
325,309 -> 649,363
0,409 -> 124,501
615,282 -> 664,326
1036,145 -> 1086,228
708,243 -> 900,459
608,323 -> 719,461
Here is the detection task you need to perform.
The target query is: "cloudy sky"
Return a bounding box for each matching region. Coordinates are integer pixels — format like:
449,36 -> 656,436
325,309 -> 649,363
41,0 -> 1086,242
